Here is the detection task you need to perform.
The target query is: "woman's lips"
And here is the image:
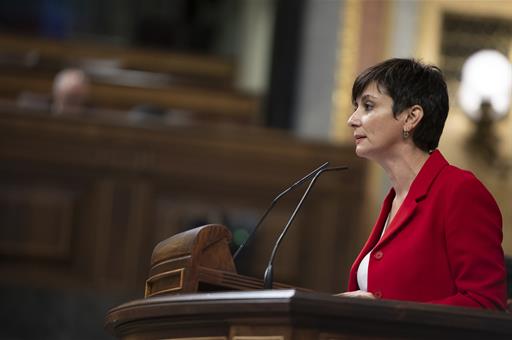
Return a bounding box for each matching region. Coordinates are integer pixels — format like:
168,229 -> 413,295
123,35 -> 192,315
354,135 -> 366,144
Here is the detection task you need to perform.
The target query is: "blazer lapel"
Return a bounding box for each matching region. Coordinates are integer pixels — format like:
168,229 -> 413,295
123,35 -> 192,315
376,195 -> 417,247
351,190 -> 394,269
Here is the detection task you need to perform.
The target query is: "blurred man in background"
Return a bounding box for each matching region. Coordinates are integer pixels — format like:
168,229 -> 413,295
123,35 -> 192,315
51,68 -> 91,115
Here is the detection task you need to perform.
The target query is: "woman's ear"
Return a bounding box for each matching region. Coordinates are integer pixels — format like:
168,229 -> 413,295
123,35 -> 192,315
404,105 -> 424,131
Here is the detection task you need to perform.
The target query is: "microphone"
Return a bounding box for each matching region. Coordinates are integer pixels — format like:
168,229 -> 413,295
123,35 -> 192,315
263,165 -> 348,289
232,162 -> 329,261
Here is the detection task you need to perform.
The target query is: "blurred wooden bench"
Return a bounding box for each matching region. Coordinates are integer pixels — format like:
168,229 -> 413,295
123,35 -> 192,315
0,73 -> 259,123
0,33 -> 233,81
0,33 -> 260,123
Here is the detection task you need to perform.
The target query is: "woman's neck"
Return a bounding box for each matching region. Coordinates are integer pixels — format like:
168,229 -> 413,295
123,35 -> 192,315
379,146 -> 430,200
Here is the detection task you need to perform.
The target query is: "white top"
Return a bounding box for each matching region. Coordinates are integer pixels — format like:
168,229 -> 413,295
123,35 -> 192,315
356,251 -> 371,291
356,213 -> 390,291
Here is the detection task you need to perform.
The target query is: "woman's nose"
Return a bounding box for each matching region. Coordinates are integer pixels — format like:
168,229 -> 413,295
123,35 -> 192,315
347,111 -> 359,128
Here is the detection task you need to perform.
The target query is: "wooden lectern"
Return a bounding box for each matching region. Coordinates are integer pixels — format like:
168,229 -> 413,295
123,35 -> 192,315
145,224 -> 297,297
106,225 -> 512,339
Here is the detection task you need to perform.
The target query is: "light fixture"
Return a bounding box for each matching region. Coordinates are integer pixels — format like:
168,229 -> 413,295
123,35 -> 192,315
458,49 -> 512,122
458,49 -> 512,170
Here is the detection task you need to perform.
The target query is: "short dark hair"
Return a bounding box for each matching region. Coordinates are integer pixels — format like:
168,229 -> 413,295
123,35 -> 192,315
352,58 -> 449,152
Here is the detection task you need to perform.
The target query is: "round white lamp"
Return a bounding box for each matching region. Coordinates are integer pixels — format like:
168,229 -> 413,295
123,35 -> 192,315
458,50 -> 512,121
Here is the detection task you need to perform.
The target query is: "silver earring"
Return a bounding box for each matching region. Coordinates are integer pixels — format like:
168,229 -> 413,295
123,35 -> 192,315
402,130 -> 410,139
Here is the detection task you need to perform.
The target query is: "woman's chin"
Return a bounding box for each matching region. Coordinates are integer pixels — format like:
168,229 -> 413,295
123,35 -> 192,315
355,147 -> 375,161
354,147 -> 367,158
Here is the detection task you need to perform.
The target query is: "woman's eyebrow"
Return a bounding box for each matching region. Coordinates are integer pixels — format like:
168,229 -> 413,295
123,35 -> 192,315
360,94 -> 378,101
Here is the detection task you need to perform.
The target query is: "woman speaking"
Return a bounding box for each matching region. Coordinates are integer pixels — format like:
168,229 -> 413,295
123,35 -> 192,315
341,58 -> 506,310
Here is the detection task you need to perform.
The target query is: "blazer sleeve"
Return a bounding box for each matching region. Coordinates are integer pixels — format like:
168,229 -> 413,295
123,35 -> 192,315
429,175 -> 507,310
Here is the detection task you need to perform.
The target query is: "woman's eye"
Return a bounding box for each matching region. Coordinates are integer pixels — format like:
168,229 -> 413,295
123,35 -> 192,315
364,102 -> 374,111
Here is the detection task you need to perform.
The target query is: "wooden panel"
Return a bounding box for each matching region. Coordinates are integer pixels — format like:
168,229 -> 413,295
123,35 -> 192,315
0,183 -> 75,259
0,166 -> 96,287
0,109 -> 367,294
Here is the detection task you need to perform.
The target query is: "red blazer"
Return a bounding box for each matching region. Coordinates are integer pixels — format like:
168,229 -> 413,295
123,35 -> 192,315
348,150 -> 507,309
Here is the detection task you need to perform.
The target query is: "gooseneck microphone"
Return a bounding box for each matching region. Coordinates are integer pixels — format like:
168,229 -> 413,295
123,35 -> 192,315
232,162 -> 329,261
263,165 -> 348,289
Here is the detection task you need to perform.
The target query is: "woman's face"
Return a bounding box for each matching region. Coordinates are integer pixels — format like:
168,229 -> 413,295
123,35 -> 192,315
347,82 -> 405,161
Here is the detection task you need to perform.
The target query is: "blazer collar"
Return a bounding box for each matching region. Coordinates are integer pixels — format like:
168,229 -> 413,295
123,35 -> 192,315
406,149 -> 449,203
376,149 -> 449,247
